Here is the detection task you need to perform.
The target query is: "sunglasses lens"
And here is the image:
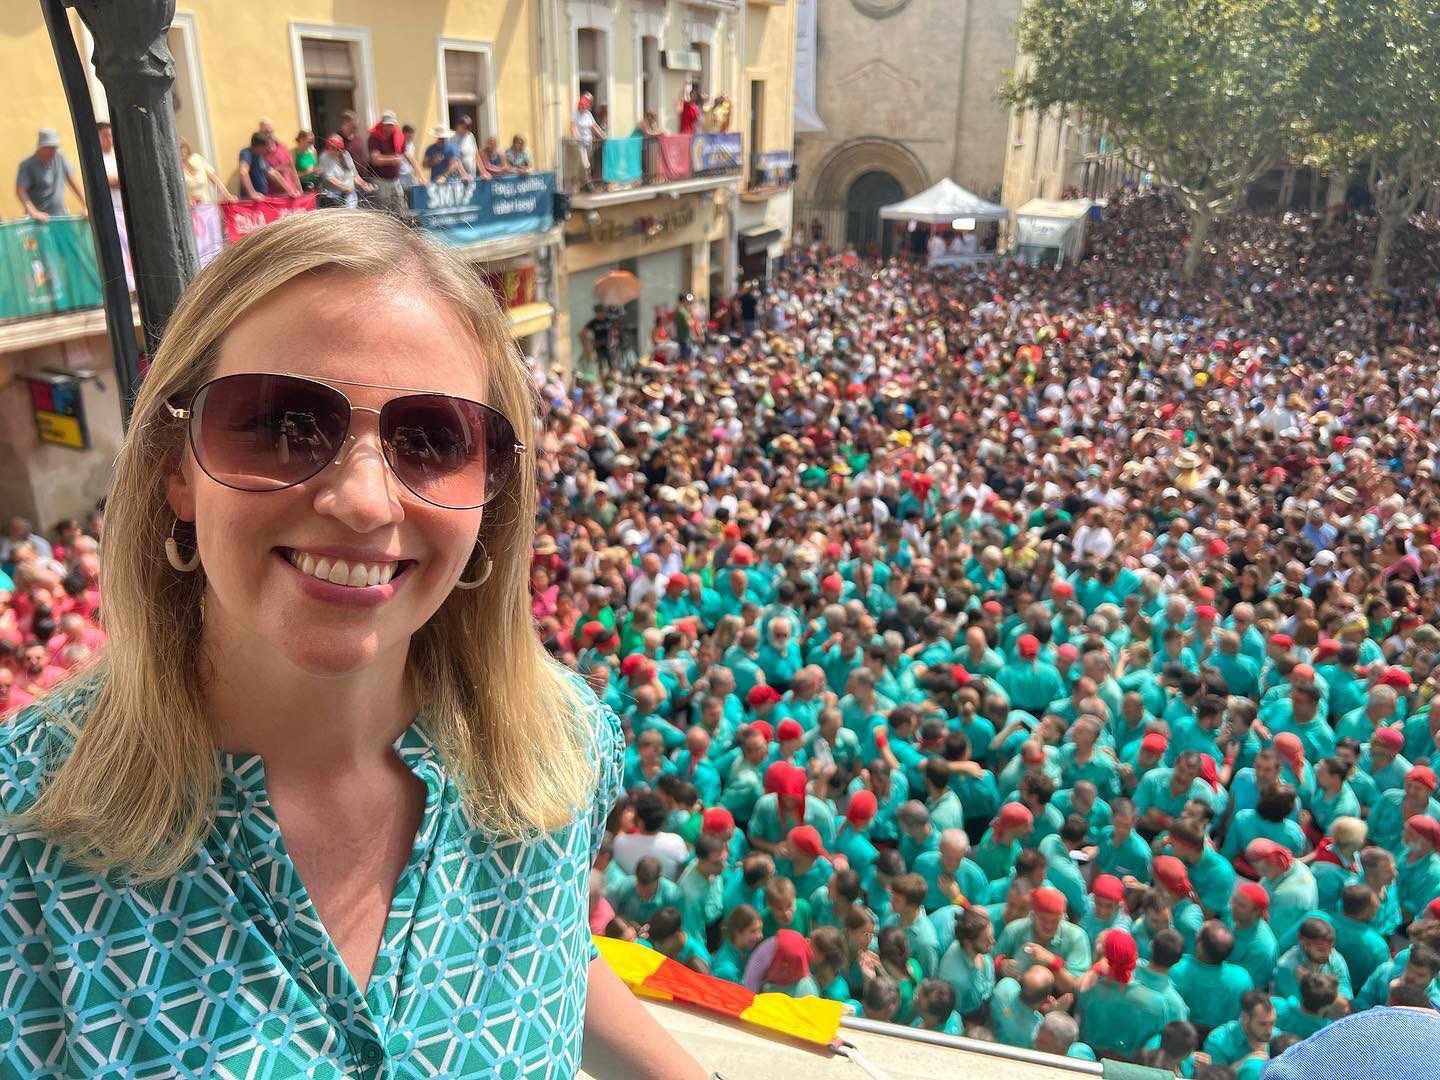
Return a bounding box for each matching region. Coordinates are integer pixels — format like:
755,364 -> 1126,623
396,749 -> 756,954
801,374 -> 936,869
381,394 -> 516,508
191,374 -> 349,491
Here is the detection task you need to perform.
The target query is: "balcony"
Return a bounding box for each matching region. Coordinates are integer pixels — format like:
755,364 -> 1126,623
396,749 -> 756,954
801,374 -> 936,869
744,149 -> 796,200
563,133 -> 742,209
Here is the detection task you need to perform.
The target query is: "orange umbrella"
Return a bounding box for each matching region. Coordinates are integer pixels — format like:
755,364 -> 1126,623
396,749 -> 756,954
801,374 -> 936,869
594,270 -> 641,306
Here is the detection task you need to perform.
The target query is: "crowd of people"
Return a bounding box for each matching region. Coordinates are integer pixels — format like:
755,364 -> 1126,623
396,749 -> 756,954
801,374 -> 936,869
13,113 -> 535,222
9,185 -> 1440,1074
530,188 -> 1440,1074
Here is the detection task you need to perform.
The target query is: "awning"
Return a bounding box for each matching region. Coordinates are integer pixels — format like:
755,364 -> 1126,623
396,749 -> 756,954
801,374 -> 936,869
879,179 -> 1009,224
508,301 -> 554,339
740,227 -> 783,256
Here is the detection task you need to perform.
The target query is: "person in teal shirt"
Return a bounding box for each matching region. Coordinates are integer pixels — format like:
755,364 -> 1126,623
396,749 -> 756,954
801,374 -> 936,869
990,971 -> 1051,1047
675,833 -> 728,941
1272,971 -> 1343,1040
710,904 -> 763,982
1170,921 -> 1255,1030
912,830 -> 988,913
1328,884 -> 1392,989
1202,991 -> 1276,1068
1163,819 -> 1237,918
1076,928 -> 1170,1058
1135,755 -> 1218,832
1038,821 -> 1093,920
1272,917 -> 1352,1000
1305,756 -> 1362,834
611,858 -> 682,928
1250,841 -> 1319,946
936,906 -> 996,1017
1094,798 -> 1154,883
1398,816 -> 1440,920
1367,769 -> 1440,854
995,887 -> 1092,981
1228,882 -> 1280,990
996,635 -> 1065,712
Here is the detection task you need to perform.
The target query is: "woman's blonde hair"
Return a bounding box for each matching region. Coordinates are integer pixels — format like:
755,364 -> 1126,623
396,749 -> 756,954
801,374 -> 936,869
20,209 -> 592,879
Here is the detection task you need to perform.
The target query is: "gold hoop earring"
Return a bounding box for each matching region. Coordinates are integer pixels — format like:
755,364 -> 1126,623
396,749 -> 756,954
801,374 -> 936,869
454,541 -> 492,590
165,518 -> 202,573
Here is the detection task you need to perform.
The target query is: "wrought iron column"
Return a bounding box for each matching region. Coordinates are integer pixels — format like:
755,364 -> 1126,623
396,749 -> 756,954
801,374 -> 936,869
43,0 -> 198,425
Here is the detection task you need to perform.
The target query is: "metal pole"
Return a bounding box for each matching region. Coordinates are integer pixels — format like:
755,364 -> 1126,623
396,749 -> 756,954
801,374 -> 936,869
72,0 -> 198,382
39,0 -> 143,426
838,1016 -> 1106,1075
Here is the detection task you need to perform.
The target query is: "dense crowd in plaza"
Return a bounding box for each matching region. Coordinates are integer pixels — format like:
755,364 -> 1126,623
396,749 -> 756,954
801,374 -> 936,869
9,186 -> 1440,1073
535,189 -> 1440,1073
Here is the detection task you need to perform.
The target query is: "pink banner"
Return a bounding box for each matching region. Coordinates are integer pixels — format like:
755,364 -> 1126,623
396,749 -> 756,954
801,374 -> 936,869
655,135 -> 693,182
220,194 -> 317,242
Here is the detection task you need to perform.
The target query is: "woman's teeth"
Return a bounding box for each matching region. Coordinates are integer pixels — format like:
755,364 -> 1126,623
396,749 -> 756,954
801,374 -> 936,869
285,550 -> 398,587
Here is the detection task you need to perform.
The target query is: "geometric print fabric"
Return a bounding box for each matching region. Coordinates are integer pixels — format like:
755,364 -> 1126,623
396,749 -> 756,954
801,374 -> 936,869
0,676 -> 624,1078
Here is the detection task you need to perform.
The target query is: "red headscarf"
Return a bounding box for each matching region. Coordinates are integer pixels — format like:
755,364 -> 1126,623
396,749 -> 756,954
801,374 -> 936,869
777,763 -> 808,823
1102,928 -> 1138,985
764,929 -> 811,987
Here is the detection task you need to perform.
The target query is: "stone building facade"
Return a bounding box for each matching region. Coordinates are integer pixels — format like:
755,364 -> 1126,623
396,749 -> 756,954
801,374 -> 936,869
793,0 -> 1022,251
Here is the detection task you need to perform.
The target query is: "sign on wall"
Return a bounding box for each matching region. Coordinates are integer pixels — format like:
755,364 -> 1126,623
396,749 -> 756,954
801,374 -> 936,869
27,373 -> 89,451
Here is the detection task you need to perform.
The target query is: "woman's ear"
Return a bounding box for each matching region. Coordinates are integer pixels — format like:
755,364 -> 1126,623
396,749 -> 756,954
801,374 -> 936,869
166,457 -> 197,523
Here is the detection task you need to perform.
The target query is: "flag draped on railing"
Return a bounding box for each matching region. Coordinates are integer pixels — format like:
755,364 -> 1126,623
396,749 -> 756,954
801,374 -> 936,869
593,935 -> 844,1047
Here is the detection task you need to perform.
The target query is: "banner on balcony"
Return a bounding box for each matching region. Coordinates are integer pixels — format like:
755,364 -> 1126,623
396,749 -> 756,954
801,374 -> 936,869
408,173 -> 555,247
654,135 -> 693,182
794,0 -> 824,132
26,373 -> 89,451
0,217 -> 103,321
602,136 -> 644,185
192,203 -> 224,267
691,133 -> 742,174
220,194 -> 317,242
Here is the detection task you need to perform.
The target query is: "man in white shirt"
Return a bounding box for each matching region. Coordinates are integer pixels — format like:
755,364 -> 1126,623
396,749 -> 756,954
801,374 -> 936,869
612,793 -> 690,879
453,114 -> 479,178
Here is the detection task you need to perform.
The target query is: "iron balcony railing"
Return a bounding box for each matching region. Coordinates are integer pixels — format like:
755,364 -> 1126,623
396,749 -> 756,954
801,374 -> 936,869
562,132 -> 743,195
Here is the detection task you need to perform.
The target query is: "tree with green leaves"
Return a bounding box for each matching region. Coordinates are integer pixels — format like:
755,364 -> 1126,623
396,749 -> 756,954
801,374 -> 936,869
1283,0 -> 1440,293
1003,0 -> 1301,279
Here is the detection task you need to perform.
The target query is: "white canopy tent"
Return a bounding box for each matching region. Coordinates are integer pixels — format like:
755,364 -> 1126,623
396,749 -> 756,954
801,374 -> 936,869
1013,198 -> 1096,267
878,178 -> 1009,225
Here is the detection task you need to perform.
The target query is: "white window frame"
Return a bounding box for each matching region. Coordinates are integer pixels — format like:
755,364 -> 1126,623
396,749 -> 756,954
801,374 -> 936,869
632,3 -> 665,124
567,1 -> 616,117
168,11 -> 217,165
288,22 -> 378,132
436,38 -> 498,141
683,13 -> 721,100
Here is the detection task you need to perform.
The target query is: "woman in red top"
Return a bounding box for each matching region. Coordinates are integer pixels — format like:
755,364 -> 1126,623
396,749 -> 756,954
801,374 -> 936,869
678,85 -> 703,134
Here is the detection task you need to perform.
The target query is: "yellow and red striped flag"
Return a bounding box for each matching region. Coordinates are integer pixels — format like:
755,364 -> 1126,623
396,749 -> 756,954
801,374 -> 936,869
593,935 -> 845,1047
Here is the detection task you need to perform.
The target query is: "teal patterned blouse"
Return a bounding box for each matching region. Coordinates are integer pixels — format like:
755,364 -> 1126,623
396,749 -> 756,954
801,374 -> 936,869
0,677 -> 624,1078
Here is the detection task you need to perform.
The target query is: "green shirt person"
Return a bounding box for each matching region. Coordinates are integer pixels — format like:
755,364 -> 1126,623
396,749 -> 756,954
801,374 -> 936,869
996,636 -> 1065,713
1228,882 -> 1280,989
1250,840 -> 1320,945
1202,991 -> 1276,1068
1076,928 -> 1169,1057
1170,920 -> 1255,1030
611,869 -> 682,929
989,976 -> 1045,1047
995,888 -> 1092,980
936,909 -> 997,1017
1272,919 -> 1352,1001
675,835 -> 728,941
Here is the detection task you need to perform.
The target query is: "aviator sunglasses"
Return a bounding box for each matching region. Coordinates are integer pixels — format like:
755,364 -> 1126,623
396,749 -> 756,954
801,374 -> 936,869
165,372 -> 525,510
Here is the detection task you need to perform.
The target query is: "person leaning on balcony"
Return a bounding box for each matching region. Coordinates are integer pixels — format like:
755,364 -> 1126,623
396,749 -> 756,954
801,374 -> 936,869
678,84 -> 704,135
423,126 -> 467,183
316,134 -> 368,209
16,128 -> 86,224
292,130 -> 321,193
366,111 -> 411,215
0,209 -> 711,1080
178,137 -> 235,205
705,93 -> 732,133
573,93 -> 605,189
480,136 -> 511,176
505,134 -> 533,173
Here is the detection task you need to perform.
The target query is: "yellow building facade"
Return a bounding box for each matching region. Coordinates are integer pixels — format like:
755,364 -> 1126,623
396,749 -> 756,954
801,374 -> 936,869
0,1 -> 557,525
545,0 -> 797,374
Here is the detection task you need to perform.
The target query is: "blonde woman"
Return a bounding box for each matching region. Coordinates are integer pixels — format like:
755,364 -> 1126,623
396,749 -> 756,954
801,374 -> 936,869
178,136 -> 234,204
0,211 -> 705,1079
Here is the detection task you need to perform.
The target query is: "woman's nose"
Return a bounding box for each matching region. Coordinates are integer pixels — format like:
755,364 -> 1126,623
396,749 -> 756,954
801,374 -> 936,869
312,433 -> 405,531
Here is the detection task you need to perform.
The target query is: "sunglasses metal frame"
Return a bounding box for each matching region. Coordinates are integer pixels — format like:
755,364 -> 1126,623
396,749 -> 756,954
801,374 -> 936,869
164,372 -> 526,510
